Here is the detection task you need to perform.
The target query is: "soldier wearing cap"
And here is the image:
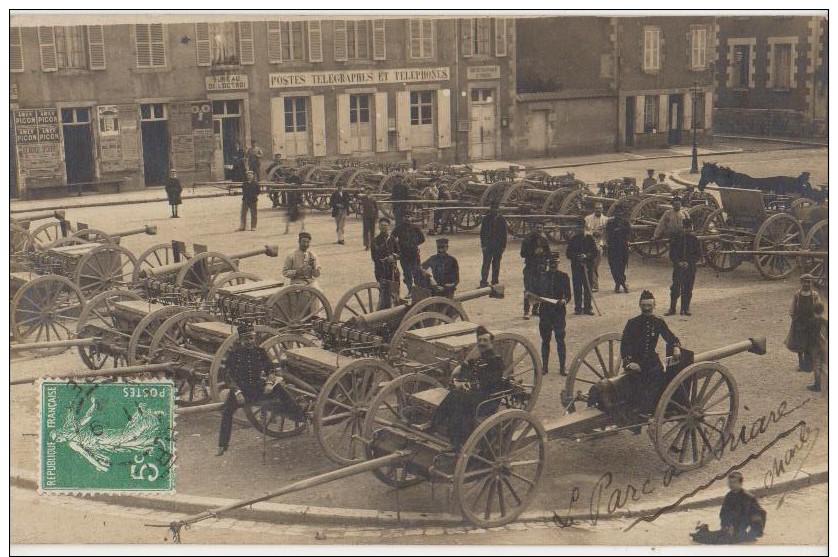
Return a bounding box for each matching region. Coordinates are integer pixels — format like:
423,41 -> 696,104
217,321 -> 306,456
566,220 -> 598,315
520,221 -> 552,319
642,168 -> 657,190
359,185 -> 379,250
653,195 -> 688,241
282,231 -> 321,288
393,212 -> 426,293
666,217 -> 702,316
238,169 -> 261,231
371,217 -> 401,309
421,238 -> 459,297
692,472 -> 766,543
785,273 -> 821,373
164,168 -> 182,218
329,181 -> 352,245
391,175 -> 411,227
534,252 -> 572,375
605,203 -> 631,293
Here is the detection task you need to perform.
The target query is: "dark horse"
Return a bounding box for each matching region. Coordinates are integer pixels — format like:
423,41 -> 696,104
697,162 -> 823,200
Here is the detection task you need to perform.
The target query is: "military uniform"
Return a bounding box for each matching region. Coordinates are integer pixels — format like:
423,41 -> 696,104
391,180 -> 410,226
668,227 -> 702,315
164,174 -> 182,218
371,230 -> 401,309
239,177 -> 260,231
393,220 -> 426,289
535,262 -> 572,375
620,311 -> 681,413
421,242 -> 460,297
566,229 -> 598,314
605,214 -> 631,291
692,489 -> 766,544
520,230 -> 551,316
479,209 -> 508,286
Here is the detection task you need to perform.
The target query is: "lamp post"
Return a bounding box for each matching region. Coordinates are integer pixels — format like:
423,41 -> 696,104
690,81 -> 701,174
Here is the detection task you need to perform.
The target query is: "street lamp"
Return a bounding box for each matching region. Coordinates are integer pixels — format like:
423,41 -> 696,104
690,81 -> 701,174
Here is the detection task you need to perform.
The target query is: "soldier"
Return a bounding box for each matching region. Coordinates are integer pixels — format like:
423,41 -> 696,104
237,170 -> 260,231
666,217 -> 701,316
430,326 -> 507,451
216,322 -> 306,456
358,185 -> 379,250
421,238 -> 459,297
391,176 -> 410,227
479,200 -> 508,287
642,168 -> 657,190
393,213 -> 426,293
584,202 -> 608,291
691,472 -> 766,544
566,221 -> 598,315
653,195 -> 688,242
371,217 -> 401,309
534,253 -> 572,375
658,172 -> 668,186
163,168 -> 182,218
605,205 -> 631,293
282,231 -> 321,289
283,175 -> 305,235
520,221 -> 551,319
246,139 -> 264,181
329,182 -> 352,245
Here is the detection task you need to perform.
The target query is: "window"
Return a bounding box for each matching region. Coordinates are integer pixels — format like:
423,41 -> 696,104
732,45 -> 750,88
773,43 -> 793,89
691,27 -> 707,69
212,22 -> 238,65
471,88 -> 494,103
196,22 -> 254,66
410,19 -> 434,59
644,96 -> 659,132
693,93 -> 706,129
462,18 -> 492,56
61,107 -> 91,124
268,21 -> 321,63
347,20 -> 370,59
349,94 -> 370,124
11,27 -> 24,72
140,103 -> 167,121
410,91 -> 433,125
284,97 -> 307,132
282,21 -> 306,61
135,24 -> 167,68
643,28 -> 661,71
212,100 -> 241,116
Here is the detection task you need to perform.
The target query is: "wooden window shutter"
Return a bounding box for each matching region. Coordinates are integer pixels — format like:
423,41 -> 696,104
634,96 -> 645,134
10,27 -> 24,72
136,24 -> 152,67
308,21 -> 323,62
337,94 -> 352,155
239,22 -> 255,65
195,23 -> 211,66
150,23 -> 166,67
494,18 -> 507,57
461,19 -> 474,57
682,91 -> 693,130
87,25 -> 106,69
436,90 -> 451,148
374,92 -> 388,153
270,97 -> 287,156
372,19 -> 386,60
704,91 -> 713,131
396,91 -> 411,150
267,21 -> 282,63
38,26 -> 58,72
334,20 -> 348,61
311,95 -> 327,156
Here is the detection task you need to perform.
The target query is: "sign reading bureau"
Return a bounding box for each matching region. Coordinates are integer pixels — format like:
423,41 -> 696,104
269,67 -> 450,89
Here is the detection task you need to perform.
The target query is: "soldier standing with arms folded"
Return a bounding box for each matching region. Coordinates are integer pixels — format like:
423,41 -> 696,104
666,217 -> 701,316
371,218 -> 401,309
164,168 -> 182,218
520,221 -> 551,320
421,238 -> 460,297
584,202 -> 608,291
566,221 -> 598,316
479,200 -> 507,287
393,213 -> 426,295
532,253 -> 572,376
605,205 -> 631,293
237,170 -> 260,231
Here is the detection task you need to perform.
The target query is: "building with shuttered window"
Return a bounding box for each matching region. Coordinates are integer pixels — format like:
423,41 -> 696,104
9,15 -> 515,198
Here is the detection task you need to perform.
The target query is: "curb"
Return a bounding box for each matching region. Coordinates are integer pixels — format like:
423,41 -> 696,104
668,169 -> 699,187
10,189 -> 235,214
714,134 -> 828,148
10,461 -> 828,529
523,149 -> 745,172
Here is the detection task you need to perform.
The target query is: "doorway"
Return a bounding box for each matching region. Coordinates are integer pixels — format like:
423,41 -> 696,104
468,88 -> 497,160
625,97 -> 635,148
61,107 -> 95,185
212,100 -> 243,180
528,110 -> 549,156
668,94 -> 682,145
141,103 -> 170,186
349,94 -> 373,153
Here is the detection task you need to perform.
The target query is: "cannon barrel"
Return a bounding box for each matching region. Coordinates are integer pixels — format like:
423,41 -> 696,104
10,362 -> 174,386
11,210 -> 66,223
140,245 -> 279,279
10,337 -> 100,352
693,337 -> 767,363
453,284 -> 505,302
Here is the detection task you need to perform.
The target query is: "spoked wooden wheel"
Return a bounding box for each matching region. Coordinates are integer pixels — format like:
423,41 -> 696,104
75,289 -> 142,369
75,244 -> 138,297
175,251 -> 239,301
313,359 -> 398,465
454,409 -> 548,529
651,362 -> 739,471
753,213 -> 805,280
331,282 -> 385,323
402,296 -> 468,322
26,221 -> 74,252
605,194 -> 641,218
479,181 -> 513,207
208,325 -> 285,401
562,332 -> 622,412
265,285 -> 333,329
629,197 -> 670,258
10,275 -> 85,356
492,333 -> 543,411
10,222 -> 30,256
388,312 -> 455,362
700,209 -> 745,273
686,204 -> 716,232
455,209 -> 483,231
363,372 -> 445,488
133,243 -> 189,282
800,219 -> 828,288
126,305 -> 187,365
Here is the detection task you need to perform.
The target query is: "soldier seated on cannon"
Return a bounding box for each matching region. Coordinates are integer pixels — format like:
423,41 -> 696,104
216,322 -> 307,457
420,238 -> 460,297
430,326 -> 507,451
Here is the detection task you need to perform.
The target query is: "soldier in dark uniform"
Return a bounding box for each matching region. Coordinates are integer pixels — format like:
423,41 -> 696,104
421,238 -> 459,297
520,221 -> 551,319
358,185 -> 379,250
534,253 -> 572,375
621,290 -> 682,415
566,221 -> 599,315
164,168 -> 182,218
391,176 -> 410,227
430,326 -> 507,450
605,205 -> 631,293
642,168 -> 657,190
393,213 -> 426,293
667,217 -> 702,316
237,170 -> 260,231
371,217 -> 401,309
217,322 -> 306,456
692,472 -> 766,544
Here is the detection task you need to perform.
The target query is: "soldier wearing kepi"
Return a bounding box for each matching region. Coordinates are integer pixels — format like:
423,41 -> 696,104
666,217 -> 702,316
163,168 -> 182,218
642,168 -> 657,190
479,199 -> 508,287
653,195 -> 688,242
566,220 -> 598,315
216,322 -> 306,457
534,252 -> 572,375
371,217 -> 401,309
520,221 -> 551,319
421,238 -> 460,297
237,170 -> 260,231
605,205 -> 631,293
282,231 -> 321,289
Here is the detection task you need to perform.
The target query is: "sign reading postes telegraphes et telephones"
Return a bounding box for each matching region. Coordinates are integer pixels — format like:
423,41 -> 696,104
96,105 -> 141,174
169,101 -> 214,171
13,108 -> 66,190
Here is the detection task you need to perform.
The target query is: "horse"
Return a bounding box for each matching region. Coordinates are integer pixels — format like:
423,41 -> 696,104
697,162 -> 818,199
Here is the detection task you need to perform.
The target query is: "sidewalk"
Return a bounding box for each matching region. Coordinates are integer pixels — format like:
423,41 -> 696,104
510,145 -> 745,172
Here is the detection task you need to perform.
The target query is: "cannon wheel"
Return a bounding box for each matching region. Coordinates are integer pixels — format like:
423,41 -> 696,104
126,305 -> 187,365
265,285 -> 334,328
687,190 -> 719,210
313,358 -> 399,465
606,194 -> 641,218
491,332 -> 543,411
686,204 -> 716,232
205,271 -> 262,301
346,168 -> 374,190
651,361 -> 739,471
455,209 -> 483,231
753,212 -> 805,280
175,251 -> 239,301
800,219 -> 828,288
72,228 -> 114,244
332,282 -> 384,323
10,222 -> 30,256
402,296 -> 468,323
700,208 -> 744,273
643,183 -> 673,195
363,372 -> 445,488
479,180 -> 513,207
541,187 -> 577,215
208,325 -> 288,402
449,175 -> 477,196
629,196 -> 669,258
331,166 -> 357,189
133,243 -> 189,282
25,221 -> 75,252
299,164 -> 322,183
75,244 -> 138,297
10,275 -> 85,356
76,289 -> 142,369
499,180 -> 529,207
557,189 -> 590,242
148,310 -> 220,407
454,409 -> 548,529
562,332 -> 622,413
388,311 -> 456,361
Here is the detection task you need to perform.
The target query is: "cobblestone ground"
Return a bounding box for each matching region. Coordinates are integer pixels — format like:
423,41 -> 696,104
10,145 -> 828,543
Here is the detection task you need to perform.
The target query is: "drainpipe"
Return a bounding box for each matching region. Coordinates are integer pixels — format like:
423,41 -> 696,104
454,19 -> 461,165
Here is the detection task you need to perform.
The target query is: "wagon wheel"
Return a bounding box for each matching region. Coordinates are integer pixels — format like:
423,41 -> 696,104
790,197 -> 816,215
557,189 -> 591,242
629,196 -> 669,258
403,296 -> 468,323
651,362 -> 738,471
265,285 -> 333,329
562,332 -> 622,413
126,305 -> 187,365
133,243 -> 190,282
800,219 -> 828,288
331,166 -> 357,189
686,204 -> 716,232
479,181 -> 513,207
346,168 -> 374,190
540,187 -> 576,215
313,359 -> 399,465
75,244 -> 138,297
455,209 -> 483,231
148,310 -> 219,407
174,251 -> 238,301
700,208 -> 744,273
449,175 -> 477,196
10,275 -> 85,356
642,183 -> 673,195
454,409 -> 548,529
76,289 -> 142,369
490,333 -> 543,411
332,282 -> 384,323
363,372 -> 445,488
605,194 -> 641,218
205,271 -> 262,301
26,221 -> 74,252
387,312 -> 456,362
299,164 -> 322,183
208,325 -> 285,401
753,212 -> 804,280
10,222 -> 31,256
499,181 -> 529,207
72,228 -> 114,244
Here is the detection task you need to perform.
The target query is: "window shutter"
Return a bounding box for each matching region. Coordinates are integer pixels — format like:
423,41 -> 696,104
685,30 -> 693,68
658,95 -> 668,133
334,20 -> 348,61
461,19 -> 474,57
311,95 -> 327,157
494,18 -> 507,57
423,20 -> 434,58
10,27 -> 24,72
634,96 -> 645,134
436,90 -> 451,148
38,26 -> 58,72
396,91 -> 411,150
682,92 -> 693,130
374,92 -> 388,153
267,21 -> 282,63
704,91 -> 713,131
337,94 -> 352,155
87,25 -> 106,69
195,23 -> 211,66
270,97 -> 287,157
372,19 -> 386,60
136,24 -> 152,67
239,22 -> 255,65
150,23 -> 166,67
308,21 -> 323,62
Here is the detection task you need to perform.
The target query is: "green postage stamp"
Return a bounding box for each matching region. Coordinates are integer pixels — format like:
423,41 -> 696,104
40,379 -> 175,493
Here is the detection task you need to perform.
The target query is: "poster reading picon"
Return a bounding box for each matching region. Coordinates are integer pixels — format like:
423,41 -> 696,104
13,108 -> 66,190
